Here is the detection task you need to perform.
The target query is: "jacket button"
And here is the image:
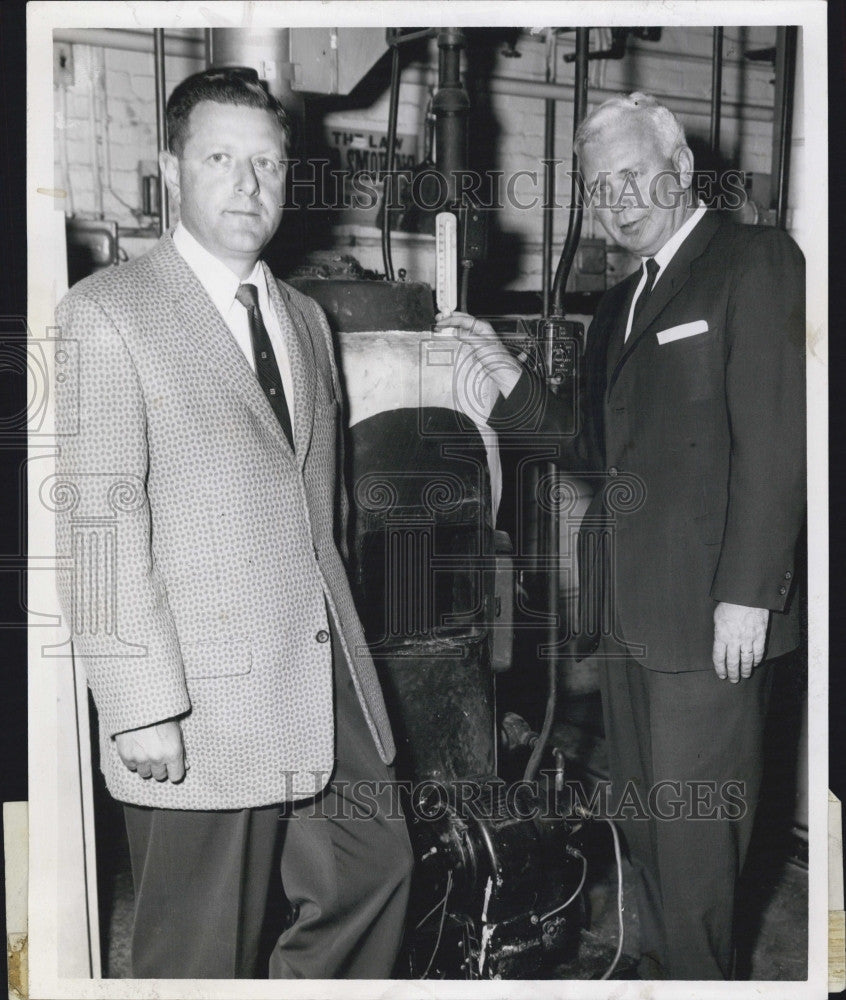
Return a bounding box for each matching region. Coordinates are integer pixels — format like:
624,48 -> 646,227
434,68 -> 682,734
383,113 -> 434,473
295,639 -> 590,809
608,466 -> 619,477
784,571 -> 792,580
778,586 -> 787,596
316,629 -> 330,643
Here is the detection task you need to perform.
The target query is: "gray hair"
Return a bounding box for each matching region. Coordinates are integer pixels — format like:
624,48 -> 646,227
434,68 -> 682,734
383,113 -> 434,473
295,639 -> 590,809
574,92 -> 687,161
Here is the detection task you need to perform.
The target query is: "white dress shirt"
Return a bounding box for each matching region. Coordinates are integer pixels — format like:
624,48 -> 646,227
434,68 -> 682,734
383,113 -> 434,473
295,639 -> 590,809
623,202 -> 707,341
172,223 -> 295,422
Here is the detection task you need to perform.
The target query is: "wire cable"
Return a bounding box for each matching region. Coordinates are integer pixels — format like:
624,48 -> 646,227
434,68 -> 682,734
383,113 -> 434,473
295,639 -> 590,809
381,40 -> 401,281
420,870 -> 453,978
599,818 -> 625,980
415,870 -> 453,930
537,849 -> 588,923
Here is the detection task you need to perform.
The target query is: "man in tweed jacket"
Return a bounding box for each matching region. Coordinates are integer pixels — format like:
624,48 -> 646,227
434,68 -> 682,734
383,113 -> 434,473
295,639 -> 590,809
54,67 -> 412,979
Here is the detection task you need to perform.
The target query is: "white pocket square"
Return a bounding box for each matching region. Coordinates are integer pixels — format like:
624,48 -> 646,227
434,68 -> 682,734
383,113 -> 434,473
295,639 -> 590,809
656,320 -> 709,345
655,319 -> 708,344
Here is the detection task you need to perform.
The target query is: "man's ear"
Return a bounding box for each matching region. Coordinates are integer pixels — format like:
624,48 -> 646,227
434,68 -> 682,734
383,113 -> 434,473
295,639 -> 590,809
672,144 -> 695,192
158,150 -> 180,205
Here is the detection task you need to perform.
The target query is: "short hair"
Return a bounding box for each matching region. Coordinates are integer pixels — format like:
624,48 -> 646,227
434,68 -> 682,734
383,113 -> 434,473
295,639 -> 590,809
574,92 -> 687,162
166,66 -> 290,156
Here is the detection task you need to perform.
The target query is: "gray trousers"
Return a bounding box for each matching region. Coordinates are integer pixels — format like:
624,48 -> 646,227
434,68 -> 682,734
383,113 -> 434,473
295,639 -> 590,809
123,628 -> 414,979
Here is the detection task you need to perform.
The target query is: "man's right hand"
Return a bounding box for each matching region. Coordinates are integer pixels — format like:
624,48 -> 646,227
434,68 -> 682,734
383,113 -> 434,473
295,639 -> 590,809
433,311 -> 523,397
115,719 -> 186,783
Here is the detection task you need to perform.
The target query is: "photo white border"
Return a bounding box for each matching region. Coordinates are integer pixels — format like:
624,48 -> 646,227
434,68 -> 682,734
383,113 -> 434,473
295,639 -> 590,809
25,2 -> 829,997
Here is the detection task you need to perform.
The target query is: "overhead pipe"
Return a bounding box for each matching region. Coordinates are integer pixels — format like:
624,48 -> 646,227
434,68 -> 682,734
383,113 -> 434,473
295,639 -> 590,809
208,29 -> 303,122
709,27 -> 723,153
550,27 -> 589,317
51,28 -> 776,124
406,66 -> 775,123
153,29 -> 169,234
54,28 -> 203,58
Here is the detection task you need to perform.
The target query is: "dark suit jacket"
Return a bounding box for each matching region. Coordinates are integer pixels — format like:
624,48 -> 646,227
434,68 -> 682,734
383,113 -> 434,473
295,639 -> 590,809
491,212 -> 806,671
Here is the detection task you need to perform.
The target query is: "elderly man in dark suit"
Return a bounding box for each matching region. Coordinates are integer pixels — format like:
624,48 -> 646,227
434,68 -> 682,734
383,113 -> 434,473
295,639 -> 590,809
54,66 -> 412,980
437,92 -> 805,979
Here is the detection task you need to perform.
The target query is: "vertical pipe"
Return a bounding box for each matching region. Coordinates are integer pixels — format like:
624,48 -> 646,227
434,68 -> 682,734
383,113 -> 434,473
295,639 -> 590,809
153,28 -> 169,233
432,29 -> 470,209
709,27 -> 723,153
541,103 -> 555,316
87,50 -> 104,218
203,28 -> 213,68
58,83 -> 75,216
551,27 -> 589,316
541,32 -> 557,317
773,26 -> 798,230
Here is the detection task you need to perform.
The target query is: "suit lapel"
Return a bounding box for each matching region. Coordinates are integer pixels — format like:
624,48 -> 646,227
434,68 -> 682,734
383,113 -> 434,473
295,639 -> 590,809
148,235 -> 297,461
608,210 -> 722,396
264,269 -> 317,468
605,274 -> 640,380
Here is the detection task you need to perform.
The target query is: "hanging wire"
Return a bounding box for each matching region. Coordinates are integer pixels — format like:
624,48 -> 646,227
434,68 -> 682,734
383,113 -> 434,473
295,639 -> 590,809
537,848 -> 588,923
599,818 -> 625,980
419,870 -> 454,978
381,39 -> 401,281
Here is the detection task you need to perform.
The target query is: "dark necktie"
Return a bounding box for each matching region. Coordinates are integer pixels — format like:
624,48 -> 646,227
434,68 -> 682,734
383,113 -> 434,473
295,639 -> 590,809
629,256 -> 660,336
235,283 -> 294,451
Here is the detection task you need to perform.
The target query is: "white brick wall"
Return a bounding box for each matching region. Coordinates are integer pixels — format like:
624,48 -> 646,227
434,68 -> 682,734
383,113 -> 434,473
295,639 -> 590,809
54,26 -> 779,282
54,42 -> 204,229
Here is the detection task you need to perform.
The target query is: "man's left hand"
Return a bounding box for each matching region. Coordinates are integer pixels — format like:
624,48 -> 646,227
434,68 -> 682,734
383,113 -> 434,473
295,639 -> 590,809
711,602 -> 769,683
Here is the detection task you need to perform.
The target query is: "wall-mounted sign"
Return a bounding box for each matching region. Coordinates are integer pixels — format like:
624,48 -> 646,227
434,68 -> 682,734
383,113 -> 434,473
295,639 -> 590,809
325,129 -> 418,180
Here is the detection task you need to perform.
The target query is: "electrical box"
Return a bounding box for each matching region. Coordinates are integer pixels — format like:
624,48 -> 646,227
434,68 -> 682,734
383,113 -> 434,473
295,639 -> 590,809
290,28 -> 388,95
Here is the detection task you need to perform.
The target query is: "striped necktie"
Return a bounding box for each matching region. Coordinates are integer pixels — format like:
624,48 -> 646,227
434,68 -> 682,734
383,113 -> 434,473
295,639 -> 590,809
235,283 -> 294,451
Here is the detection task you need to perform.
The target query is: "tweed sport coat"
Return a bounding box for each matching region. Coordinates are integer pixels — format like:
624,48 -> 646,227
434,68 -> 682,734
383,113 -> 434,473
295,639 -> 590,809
491,212 -> 806,671
54,234 -> 395,809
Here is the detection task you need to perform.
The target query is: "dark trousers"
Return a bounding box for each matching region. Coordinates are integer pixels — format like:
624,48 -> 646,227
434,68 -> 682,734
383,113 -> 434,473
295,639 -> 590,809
597,655 -> 772,980
123,630 -> 414,979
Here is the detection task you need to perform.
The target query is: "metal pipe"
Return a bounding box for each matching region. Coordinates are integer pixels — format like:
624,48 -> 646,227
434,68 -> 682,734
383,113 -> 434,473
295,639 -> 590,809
153,29 -> 169,233
541,31 -> 557,316
541,101 -> 555,316
774,26 -> 798,230
58,83 -> 75,215
432,29 -> 470,209
51,27 -> 754,71
382,41 -> 401,281
709,27 -> 723,153
209,28 -> 302,122
87,51 -> 104,218
551,27 -> 589,316
51,28 -> 775,122
203,28 -> 212,68
54,28 -> 203,59
404,66 -> 775,123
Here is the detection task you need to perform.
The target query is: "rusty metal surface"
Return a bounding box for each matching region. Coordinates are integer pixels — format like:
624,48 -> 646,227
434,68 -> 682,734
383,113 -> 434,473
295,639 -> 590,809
287,277 -> 435,332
